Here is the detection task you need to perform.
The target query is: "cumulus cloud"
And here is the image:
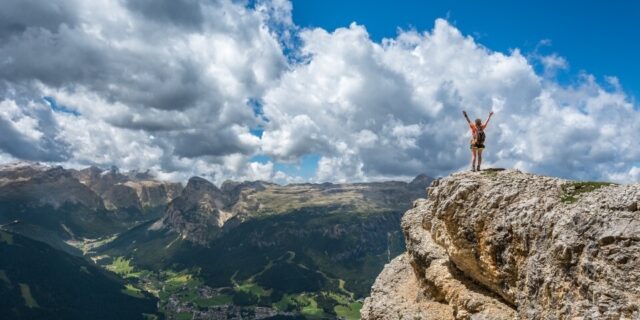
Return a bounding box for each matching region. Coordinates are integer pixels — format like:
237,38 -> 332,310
0,1 -> 638,183
0,0 -> 288,183
261,19 -> 639,183
262,20 -> 538,179
0,99 -> 70,161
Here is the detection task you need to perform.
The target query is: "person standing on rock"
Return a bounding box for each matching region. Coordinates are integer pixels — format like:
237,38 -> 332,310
463,110 -> 493,171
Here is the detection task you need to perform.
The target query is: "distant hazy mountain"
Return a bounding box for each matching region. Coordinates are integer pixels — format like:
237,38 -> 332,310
0,162 -> 181,254
71,165 -> 182,218
150,173 -> 433,245
0,229 -> 159,320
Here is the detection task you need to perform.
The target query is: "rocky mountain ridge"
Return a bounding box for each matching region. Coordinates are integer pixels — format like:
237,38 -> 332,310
0,161 -> 438,318
0,162 -> 182,217
159,176 -> 233,244
156,173 -> 434,244
0,161 -> 433,248
362,169 -> 639,319
70,165 -> 182,216
0,163 -> 104,210
0,162 -> 182,253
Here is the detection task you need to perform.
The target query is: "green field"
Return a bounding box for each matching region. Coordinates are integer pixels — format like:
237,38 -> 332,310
19,283 -> 39,308
89,208 -> 407,319
106,256 -> 135,276
335,301 -> 362,320
98,256 -> 365,319
122,284 -> 146,298
0,231 -> 14,245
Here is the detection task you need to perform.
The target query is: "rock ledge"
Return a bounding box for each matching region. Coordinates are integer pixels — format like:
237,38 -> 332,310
363,169 -> 640,319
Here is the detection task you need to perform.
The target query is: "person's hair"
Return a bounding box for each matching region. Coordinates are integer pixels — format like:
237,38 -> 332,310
475,118 -> 482,127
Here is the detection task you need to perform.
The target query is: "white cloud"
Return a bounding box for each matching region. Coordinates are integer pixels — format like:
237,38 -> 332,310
0,1 -> 638,183
0,100 -> 43,141
261,18 -> 639,183
0,0 -> 288,181
245,161 -> 275,181
540,53 -> 569,77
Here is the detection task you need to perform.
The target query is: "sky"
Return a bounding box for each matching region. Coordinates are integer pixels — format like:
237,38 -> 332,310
292,1 -> 640,97
0,0 -> 639,184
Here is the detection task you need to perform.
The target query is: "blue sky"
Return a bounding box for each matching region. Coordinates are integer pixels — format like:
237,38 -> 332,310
1,0 -> 639,183
254,0 -> 640,180
293,0 -> 639,98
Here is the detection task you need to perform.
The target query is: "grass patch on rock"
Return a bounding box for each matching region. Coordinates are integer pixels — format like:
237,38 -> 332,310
480,168 -> 505,178
560,181 -> 613,204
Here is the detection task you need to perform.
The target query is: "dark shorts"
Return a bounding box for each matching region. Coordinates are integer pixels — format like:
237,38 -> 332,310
470,143 -> 485,150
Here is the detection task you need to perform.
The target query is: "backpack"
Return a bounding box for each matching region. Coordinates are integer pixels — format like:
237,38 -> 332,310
475,128 -> 486,144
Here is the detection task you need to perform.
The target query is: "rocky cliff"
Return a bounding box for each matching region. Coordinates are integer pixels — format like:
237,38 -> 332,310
72,166 -> 182,215
0,162 -> 181,217
160,176 -> 233,244
362,169 -> 639,320
0,164 -> 104,210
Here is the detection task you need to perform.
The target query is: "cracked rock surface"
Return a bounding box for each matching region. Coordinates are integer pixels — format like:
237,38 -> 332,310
363,169 -> 640,319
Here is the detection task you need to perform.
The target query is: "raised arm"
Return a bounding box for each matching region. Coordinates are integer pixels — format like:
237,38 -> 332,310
462,110 -> 472,125
483,111 -> 494,129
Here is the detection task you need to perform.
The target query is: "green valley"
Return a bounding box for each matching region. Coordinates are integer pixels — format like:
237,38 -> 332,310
0,163 -> 432,319
93,207 -> 407,318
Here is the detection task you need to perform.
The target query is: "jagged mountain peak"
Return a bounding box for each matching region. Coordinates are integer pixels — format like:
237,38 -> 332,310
161,176 -> 231,244
182,176 -> 226,205
185,176 -> 219,191
408,173 -> 434,189
129,169 -> 154,180
35,166 -> 71,179
409,173 -> 432,183
83,165 -> 102,173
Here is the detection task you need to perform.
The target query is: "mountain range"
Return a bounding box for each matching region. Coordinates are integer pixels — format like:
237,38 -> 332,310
0,162 -> 432,319
0,162 -> 181,255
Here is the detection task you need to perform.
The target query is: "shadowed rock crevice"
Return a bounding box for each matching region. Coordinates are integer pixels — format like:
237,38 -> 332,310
363,169 -> 640,320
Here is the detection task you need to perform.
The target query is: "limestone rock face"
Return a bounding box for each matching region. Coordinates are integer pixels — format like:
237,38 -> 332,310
72,166 -> 128,196
73,166 -> 182,215
123,180 -> 182,209
0,165 -> 104,210
363,169 -> 640,320
160,174 -> 434,246
102,184 -> 142,212
162,177 -> 232,244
